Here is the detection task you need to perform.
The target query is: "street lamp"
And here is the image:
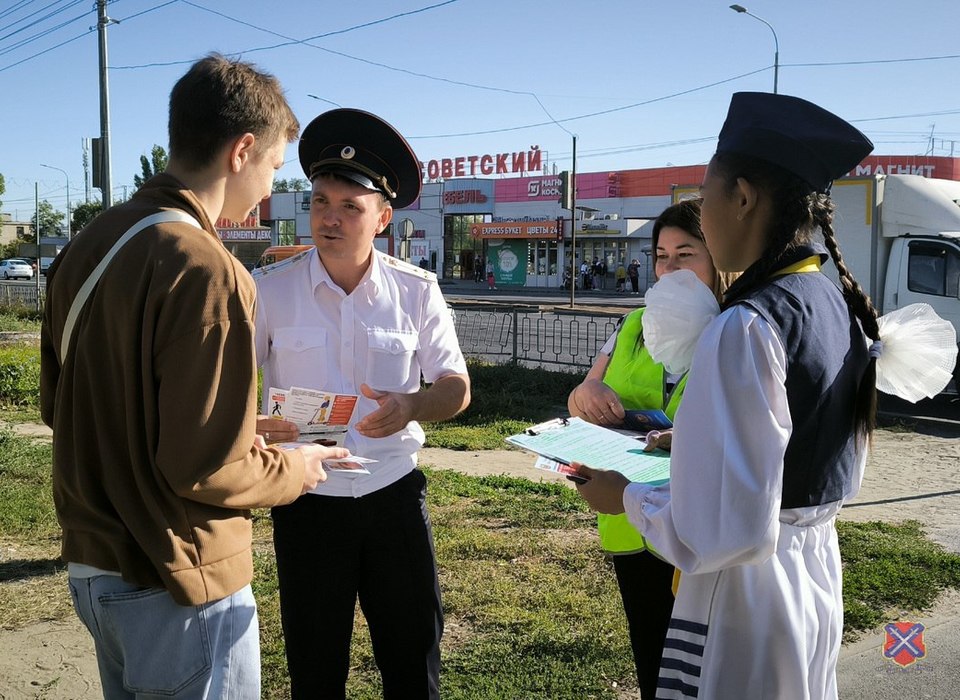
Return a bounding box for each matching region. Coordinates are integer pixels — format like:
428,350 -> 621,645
40,163 -> 71,240
730,4 -> 779,94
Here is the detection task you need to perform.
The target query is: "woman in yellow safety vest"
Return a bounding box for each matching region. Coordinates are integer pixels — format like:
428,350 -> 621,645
566,199 -> 734,699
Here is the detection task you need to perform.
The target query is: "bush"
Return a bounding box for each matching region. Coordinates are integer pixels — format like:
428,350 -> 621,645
0,345 -> 41,407
0,305 -> 42,331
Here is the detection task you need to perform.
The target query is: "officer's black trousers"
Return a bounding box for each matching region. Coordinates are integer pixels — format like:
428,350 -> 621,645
272,469 -> 442,700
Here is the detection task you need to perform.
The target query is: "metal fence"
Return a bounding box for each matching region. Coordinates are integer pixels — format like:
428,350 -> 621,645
0,284 -> 42,309
450,303 -> 622,371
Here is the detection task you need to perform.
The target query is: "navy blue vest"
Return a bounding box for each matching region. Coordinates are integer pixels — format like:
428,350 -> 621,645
736,246 -> 870,508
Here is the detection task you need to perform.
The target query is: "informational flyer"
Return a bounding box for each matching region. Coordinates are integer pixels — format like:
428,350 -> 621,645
267,386 -> 358,434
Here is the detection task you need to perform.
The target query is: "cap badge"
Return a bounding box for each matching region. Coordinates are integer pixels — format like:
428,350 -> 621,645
341,146 -> 356,160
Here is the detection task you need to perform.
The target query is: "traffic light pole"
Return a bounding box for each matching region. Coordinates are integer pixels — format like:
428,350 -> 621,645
568,135 -> 577,308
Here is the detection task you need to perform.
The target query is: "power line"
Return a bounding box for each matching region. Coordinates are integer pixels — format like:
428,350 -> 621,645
0,24 -> 88,72
0,0 -> 171,72
0,0 -> 81,39
0,1 -> 43,24
0,3 -> 89,57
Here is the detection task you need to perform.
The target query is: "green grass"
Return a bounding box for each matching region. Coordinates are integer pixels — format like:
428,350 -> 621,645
3,421 -> 960,696
839,519 -> 960,635
0,307 -> 42,331
424,361 -> 583,450
0,345 -> 41,407
0,429 -> 57,537
4,360 -> 960,695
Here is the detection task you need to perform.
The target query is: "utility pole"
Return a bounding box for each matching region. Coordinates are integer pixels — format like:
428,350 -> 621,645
569,135 -> 577,308
82,138 -> 91,203
34,183 -> 41,310
97,0 -> 114,209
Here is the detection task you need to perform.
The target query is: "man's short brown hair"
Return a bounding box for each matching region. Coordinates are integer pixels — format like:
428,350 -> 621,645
168,53 -> 299,171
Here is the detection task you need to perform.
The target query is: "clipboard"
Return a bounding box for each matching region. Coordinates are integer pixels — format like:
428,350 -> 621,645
506,416 -> 670,486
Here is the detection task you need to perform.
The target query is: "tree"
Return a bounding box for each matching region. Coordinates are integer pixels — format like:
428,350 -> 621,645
29,200 -> 65,239
273,177 -> 308,193
72,200 -> 103,233
0,172 -> 5,210
133,144 -> 169,190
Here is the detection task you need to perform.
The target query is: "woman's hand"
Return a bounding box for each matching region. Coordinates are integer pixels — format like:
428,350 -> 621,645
643,429 -> 673,452
572,379 -> 625,426
572,463 -> 629,514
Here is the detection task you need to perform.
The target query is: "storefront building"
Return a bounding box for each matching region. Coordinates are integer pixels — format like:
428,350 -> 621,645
260,154 -> 960,291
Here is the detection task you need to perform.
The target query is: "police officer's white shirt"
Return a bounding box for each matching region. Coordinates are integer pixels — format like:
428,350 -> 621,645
254,248 -> 467,498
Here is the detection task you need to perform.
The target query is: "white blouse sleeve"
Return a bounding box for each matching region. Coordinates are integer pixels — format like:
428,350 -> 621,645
622,305 -> 793,573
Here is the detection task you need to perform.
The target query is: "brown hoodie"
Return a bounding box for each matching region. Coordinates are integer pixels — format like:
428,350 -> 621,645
41,174 -> 304,605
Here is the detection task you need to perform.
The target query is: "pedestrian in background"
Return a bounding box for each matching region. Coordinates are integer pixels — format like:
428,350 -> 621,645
627,258 -> 640,294
40,54 -> 345,699
615,259 -> 626,292
486,260 -> 497,289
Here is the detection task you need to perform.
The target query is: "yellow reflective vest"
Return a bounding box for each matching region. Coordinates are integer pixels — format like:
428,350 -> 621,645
596,308 -> 686,554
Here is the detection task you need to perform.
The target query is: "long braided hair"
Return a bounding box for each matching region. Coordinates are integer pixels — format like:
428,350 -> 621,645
710,151 -> 881,438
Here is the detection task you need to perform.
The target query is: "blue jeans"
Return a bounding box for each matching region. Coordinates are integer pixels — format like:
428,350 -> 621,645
68,576 -> 260,699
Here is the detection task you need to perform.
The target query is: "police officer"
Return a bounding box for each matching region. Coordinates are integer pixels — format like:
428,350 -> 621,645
254,108 -> 471,699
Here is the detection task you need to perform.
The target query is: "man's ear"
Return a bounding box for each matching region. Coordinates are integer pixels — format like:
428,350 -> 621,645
377,203 -> 394,234
229,133 -> 257,173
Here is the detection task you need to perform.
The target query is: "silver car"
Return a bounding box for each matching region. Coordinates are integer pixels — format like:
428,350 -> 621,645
0,258 -> 34,280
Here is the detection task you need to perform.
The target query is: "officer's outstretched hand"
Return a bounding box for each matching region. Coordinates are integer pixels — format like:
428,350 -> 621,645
573,463 -> 629,515
355,383 -> 415,438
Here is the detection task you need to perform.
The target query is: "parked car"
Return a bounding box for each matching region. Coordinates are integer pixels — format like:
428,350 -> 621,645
0,258 -> 35,280
7,257 -> 37,274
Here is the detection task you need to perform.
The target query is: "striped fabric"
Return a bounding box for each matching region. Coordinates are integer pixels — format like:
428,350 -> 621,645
657,617 -> 707,699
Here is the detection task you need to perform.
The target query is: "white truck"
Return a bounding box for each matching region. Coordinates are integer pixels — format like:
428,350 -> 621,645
828,174 -> 960,393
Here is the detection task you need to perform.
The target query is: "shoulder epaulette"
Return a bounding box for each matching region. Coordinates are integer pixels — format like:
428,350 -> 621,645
377,251 -> 436,282
252,249 -> 312,280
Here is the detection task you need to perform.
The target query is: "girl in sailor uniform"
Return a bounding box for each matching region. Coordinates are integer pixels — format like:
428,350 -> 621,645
574,92 -> 956,699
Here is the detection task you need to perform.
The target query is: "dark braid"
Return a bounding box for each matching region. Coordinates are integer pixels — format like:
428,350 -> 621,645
711,151 -> 879,439
818,202 -> 880,439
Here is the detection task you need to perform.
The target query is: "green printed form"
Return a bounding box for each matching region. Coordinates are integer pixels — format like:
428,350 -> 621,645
506,417 -> 670,486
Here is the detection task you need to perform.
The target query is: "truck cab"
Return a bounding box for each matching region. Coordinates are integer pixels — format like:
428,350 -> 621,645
829,174 -> 960,393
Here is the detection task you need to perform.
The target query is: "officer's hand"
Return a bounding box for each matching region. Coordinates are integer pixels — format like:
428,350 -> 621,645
355,383 -> 415,438
573,379 -> 625,426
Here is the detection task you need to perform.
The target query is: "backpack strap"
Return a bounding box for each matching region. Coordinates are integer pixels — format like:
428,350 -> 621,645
59,210 -> 202,363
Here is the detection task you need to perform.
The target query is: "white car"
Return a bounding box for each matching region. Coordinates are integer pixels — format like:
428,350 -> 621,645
0,258 -> 34,280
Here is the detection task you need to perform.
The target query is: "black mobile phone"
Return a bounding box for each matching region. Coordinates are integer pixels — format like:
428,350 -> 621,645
565,473 -> 589,485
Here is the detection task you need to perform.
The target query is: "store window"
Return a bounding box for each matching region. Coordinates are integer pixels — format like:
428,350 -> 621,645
444,214 -> 485,280
527,240 -> 559,276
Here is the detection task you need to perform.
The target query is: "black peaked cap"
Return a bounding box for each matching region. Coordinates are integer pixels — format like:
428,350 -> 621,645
717,92 -> 874,193
299,108 -> 422,209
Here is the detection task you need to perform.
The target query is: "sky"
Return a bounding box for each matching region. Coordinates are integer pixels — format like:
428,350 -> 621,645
2,0 -> 960,221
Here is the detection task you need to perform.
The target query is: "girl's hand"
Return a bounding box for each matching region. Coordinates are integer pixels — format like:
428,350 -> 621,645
643,429 -> 673,452
572,463 -> 629,514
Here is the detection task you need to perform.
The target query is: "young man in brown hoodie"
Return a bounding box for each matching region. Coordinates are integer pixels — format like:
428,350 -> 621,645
40,54 -> 347,699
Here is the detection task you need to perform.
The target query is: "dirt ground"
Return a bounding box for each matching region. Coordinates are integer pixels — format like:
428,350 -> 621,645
1,424 -> 958,699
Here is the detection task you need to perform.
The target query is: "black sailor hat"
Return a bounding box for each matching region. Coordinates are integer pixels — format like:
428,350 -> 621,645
298,108 -> 422,209
716,92 -> 874,193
